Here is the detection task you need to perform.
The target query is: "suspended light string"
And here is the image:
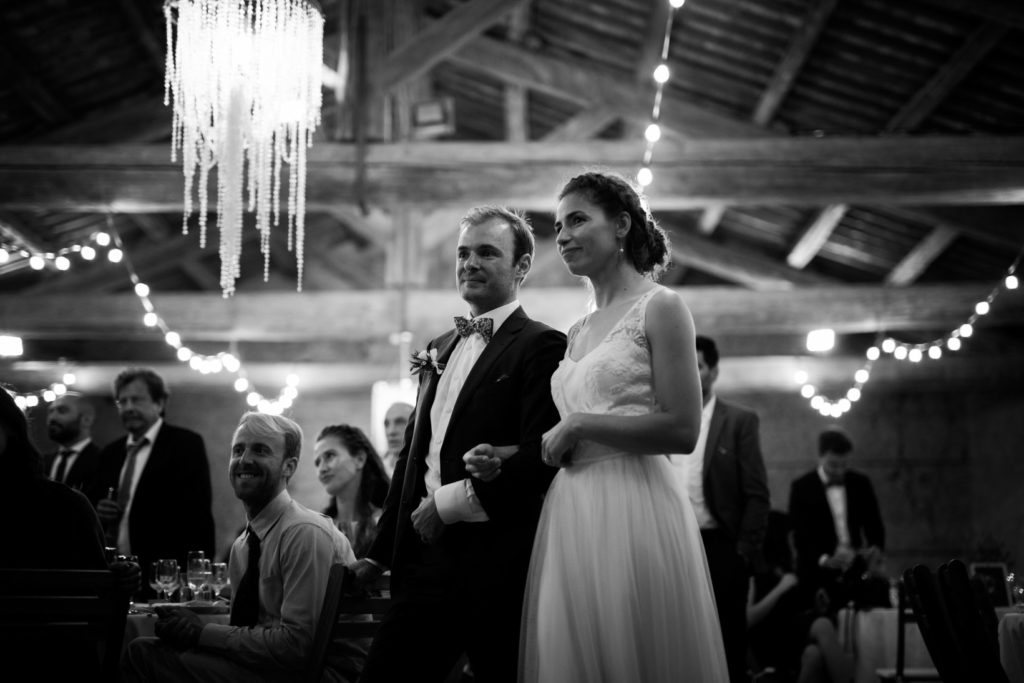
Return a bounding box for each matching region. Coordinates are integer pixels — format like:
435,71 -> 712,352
636,0 -> 686,188
0,230 -> 123,271
795,249 -> 1022,418
9,219 -> 300,415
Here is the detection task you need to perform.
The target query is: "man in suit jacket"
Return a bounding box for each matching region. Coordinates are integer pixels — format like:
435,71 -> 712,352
673,335 -> 770,683
350,207 -> 566,683
44,391 -> 101,494
788,426 -> 885,604
94,367 -> 215,597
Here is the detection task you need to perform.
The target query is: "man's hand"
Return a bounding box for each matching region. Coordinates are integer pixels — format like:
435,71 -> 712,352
154,607 -> 204,650
541,414 -> 580,467
109,560 -> 141,597
349,559 -> 384,591
411,495 -> 445,545
463,444 -> 518,482
777,572 -> 799,593
95,498 -> 122,526
823,546 -> 856,571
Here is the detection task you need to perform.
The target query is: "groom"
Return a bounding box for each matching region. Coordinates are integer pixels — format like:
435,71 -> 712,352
351,206 -> 566,683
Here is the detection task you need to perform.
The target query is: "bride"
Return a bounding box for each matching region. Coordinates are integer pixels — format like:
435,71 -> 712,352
479,171 -> 729,682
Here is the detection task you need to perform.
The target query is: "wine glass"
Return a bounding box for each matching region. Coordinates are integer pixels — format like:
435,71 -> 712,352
149,561 -> 164,601
208,562 -> 229,601
116,553 -> 141,613
186,553 -> 211,602
156,559 -> 179,603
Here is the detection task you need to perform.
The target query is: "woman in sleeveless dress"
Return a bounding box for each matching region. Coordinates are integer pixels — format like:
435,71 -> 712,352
505,171 -> 727,682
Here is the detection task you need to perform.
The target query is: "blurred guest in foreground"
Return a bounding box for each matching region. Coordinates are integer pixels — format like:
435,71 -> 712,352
122,411 -> 355,683
788,426 -> 886,612
93,367 -> 215,597
381,401 -> 413,478
315,424 -> 391,557
44,391 -> 101,493
0,387 -> 140,681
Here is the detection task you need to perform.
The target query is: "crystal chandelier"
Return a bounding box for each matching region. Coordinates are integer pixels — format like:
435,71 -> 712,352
164,0 -> 324,297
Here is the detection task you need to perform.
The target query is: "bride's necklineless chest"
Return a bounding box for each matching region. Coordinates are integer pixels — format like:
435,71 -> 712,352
570,289 -> 653,360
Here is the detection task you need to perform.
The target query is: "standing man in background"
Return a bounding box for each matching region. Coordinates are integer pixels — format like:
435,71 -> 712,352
45,391 -> 101,494
673,335 -> 771,683
381,401 -> 413,479
94,367 -> 215,595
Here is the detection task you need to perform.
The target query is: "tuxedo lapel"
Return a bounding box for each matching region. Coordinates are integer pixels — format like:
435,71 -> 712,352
703,401 -> 726,479
447,308 -> 526,432
408,331 -> 459,464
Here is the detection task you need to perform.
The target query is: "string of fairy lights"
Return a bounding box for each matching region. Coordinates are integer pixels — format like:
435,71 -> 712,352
794,252 -> 1021,418
635,0 -> 686,189
7,218 -> 299,414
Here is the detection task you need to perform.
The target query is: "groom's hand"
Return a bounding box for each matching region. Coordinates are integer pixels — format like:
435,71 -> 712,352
463,444 -> 517,482
411,495 -> 445,545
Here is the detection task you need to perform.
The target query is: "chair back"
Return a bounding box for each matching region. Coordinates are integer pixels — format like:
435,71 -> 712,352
303,564 -> 392,683
0,568 -> 129,681
903,564 -> 970,683
938,559 -> 1010,683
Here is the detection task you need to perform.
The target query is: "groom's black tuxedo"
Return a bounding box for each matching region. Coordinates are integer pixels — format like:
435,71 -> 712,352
364,306 -> 565,683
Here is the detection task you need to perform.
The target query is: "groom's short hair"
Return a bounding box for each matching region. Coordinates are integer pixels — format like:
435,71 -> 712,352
459,206 -> 535,264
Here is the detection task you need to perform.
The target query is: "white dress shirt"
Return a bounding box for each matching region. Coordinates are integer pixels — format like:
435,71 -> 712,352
49,436 -> 92,482
429,299 -> 520,525
818,465 -> 851,551
672,395 -> 718,529
117,418 -> 163,553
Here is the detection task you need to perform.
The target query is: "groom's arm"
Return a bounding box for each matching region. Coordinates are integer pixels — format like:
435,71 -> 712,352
469,326 -> 566,522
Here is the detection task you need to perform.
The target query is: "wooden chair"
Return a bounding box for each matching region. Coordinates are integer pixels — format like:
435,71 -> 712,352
939,559 -> 1010,683
304,563 -> 392,683
876,577 -> 942,682
902,564 -> 972,683
0,568 -> 130,682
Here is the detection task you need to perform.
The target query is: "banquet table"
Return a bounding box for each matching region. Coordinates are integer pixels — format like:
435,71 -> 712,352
123,602 -> 231,651
1001,611 -> 1024,683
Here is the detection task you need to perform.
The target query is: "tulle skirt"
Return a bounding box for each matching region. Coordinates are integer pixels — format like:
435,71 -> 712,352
519,452 -> 729,683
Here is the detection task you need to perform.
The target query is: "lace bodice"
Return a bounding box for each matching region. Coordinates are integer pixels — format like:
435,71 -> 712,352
551,287 -> 662,463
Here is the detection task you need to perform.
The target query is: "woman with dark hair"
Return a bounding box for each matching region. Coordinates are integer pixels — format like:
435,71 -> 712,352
485,171 -> 727,681
314,424 -> 391,558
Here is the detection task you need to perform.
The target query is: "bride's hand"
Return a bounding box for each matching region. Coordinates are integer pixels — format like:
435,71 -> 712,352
541,415 -> 579,467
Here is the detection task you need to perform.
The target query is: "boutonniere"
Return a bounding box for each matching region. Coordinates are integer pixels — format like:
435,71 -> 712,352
410,348 -> 445,376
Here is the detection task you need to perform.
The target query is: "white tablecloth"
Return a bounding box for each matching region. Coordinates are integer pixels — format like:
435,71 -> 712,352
837,608 -> 934,683
1001,611 -> 1024,683
123,604 -> 231,651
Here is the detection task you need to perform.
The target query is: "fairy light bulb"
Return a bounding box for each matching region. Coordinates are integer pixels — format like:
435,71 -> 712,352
0,249 -> 9,264
800,384 -> 815,398
42,390 -> 56,403
947,337 -> 961,351
80,245 -> 96,260
1006,274 -> 1019,290
854,369 -> 870,384
669,0 -> 685,7
959,323 -> 973,338
54,255 -> 71,271
135,283 -> 150,297
894,346 -> 908,360
653,63 -> 670,84
247,392 -> 261,407
881,338 -> 896,353
165,331 -> 181,348
29,255 -> 45,270
234,377 -> 249,392
177,347 -> 193,361
847,387 -> 861,401
26,395 -> 39,407
143,312 -> 158,327
286,373 -> 300,387
928,346 -> 942,360
975,301 -> 990,315
62,373 -> 76,385
908,348 -> 923,363
866,346 -> 880,360
794,370 -> 808,385
107,248 -> 123,263
94,232 -> 111,247
644,123 -> 662,143
637,167 -> 653,187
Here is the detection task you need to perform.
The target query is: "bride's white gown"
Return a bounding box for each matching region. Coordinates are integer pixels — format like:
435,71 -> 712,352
520,287 -> 729,683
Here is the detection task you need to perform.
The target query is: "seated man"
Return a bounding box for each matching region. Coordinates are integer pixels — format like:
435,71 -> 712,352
122,411 -> 355,683
788,426 -> 886,613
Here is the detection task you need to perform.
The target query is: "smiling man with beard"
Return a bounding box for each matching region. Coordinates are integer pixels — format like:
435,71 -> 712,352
122,411 -> 355,683
93,367 -> 215,598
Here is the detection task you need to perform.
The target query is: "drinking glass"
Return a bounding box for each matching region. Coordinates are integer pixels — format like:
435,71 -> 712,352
187,554 -> 211,602
156,559 -> 180,603
208,562 -> 229,600
116,553 -> 141,613
149,561 -> 164,601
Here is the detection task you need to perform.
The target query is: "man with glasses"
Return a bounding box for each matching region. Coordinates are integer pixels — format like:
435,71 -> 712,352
94,367 -> 215,598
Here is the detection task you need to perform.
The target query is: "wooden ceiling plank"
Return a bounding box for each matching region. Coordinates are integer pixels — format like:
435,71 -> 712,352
505,4 -> 531,143
752,0 -> 841,127
886,22 -> 1008,133
885,225 -> 960,286
4,285 -> 1022,342
114,0 -> 165,74
3,138 -> 1024,211
0,39 -> 69,125
35,96 -> 171,144
920,0 -> 1024,28
893,207 -> 1024,252
786,204 -> 848,269
634,0 -> 672,83
370,0 -> 531,100
698,204 -> 727,235
541,107 -> 619,142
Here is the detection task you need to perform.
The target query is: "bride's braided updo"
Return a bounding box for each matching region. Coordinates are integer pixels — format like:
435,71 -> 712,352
558,171 -> 670,279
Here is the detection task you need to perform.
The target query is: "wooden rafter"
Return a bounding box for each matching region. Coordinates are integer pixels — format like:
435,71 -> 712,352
114,0 -> 165,74
786,204 -> 848,269
921,0 -> 1024,28
2,138 -> 1023,212
0,38 -> 68,125
886,22 -> 1007,133
504,4 -> 531,143
885,225 -> 960,286
752,0 -> 840,127
36,96 -> 170,144
541,108 -> 619,142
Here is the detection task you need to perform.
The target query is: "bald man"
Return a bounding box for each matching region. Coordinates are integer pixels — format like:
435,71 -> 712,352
381,401 -> 414,478
45,392 -> 102,494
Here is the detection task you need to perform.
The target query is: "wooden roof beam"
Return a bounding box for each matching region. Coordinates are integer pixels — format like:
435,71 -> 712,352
752,0 -> 840,127
921,0 -> 1024,28
885,225 -> 960,286
0,39 -> 69,125
114,0 -> 165,74
787,204 -> 848,269
541,108 -> 619,142
886,22 -> 1007,132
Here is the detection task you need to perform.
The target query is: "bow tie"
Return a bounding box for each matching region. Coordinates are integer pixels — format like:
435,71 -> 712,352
454,316 -> 494,343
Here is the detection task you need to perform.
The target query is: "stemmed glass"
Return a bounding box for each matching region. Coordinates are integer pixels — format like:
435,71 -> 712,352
156,559 -> 180,603
149,561 -> 164,601
116,553 -> 141,613
208,562 -> 229,601
186,551 -> 211,602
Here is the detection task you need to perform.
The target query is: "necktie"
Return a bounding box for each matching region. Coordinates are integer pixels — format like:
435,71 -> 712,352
231,526 -> 262,627
116,437 -> 149,510
53,448 -> 73,483
454,316 -> 494,344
